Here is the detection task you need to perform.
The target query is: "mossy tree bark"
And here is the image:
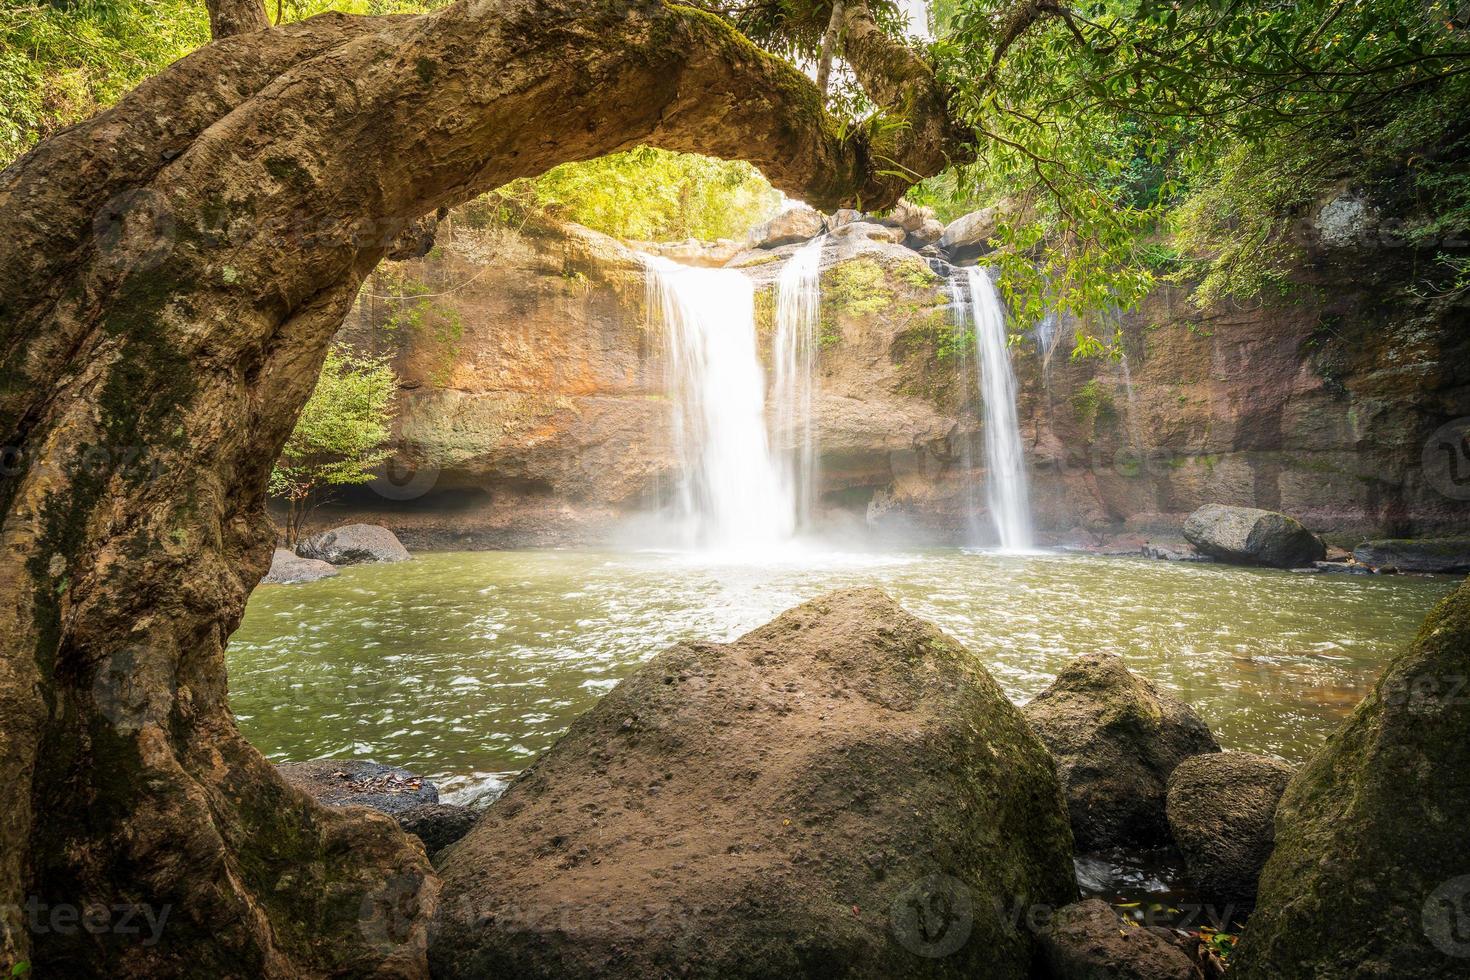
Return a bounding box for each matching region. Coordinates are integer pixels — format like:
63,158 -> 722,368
0,0 -> 961,974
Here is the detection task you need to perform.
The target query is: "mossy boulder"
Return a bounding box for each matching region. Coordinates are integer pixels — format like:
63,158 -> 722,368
430,589 -> 1076,979
1182,504 -> 1326,569
1233,576 -> 1470,978
1352,538 -> 1470,574
1023,654 -> 1220,850
1165,752 -> 1294,908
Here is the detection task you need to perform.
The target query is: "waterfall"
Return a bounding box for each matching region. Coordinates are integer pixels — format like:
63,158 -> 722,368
771,236 -> 825,531
959,267 -> 1034,551
644,256 -> 792,548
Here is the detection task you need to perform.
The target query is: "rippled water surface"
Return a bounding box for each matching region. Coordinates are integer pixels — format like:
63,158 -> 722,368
228,548 -> 1456,798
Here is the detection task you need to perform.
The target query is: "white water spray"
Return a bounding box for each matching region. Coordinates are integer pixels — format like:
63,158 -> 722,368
771,236 -> 825,531
961,266 -> 1034,551
645,256 -> 791,548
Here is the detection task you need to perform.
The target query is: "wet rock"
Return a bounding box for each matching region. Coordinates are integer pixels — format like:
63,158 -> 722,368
261,547 -> 338,584
296,523 -> 410,565
829,207 -> 864,229
1352,537 -> 1470,574
1036,900 -> 1203,980
1023,654 -> 1220,850
1234,578 -> 1470,978
278,759 -> 438,815
1165,752 -> 1294,907
939,206 -> 1000,261
397,803 -> 478,858
749,205 -> 825,248
1182,504 -> 1326,569
1141,543 -> 1212,562
431,589 -> 1077,979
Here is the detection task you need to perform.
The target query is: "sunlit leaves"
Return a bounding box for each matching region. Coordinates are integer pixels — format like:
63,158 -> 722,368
501,148 -> 782,242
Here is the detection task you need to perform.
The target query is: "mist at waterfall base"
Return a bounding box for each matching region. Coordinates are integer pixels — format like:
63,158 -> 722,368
626,245 -> 1037,558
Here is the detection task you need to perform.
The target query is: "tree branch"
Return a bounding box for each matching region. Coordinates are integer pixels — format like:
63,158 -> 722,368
205,0 -> 270,39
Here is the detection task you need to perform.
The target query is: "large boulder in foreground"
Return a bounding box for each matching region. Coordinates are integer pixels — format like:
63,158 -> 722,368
1165,752 -> 1294,907
1023,654 -> 1220,850
296,523 -> 410,565
1036,900 -> 1203,980
261,547 -> 339,584
1352,537 -> 1470,574
1182,504 -> 1326,568
431,589 -> 1077,978
1234,577 -> 1470,979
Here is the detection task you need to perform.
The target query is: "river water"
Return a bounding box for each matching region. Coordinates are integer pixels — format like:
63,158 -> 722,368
227,548 -> 1454,802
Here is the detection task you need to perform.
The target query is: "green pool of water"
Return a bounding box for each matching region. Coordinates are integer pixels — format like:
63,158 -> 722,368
227,548 -> 1456,800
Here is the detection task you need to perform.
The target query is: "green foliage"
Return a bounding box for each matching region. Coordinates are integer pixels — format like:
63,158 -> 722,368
1071,377 -> 1116,424
372,269 -> 465,385
0,0 -> 450,167
822,258 -> 896,316
917,0 -> 1470,347
494,147 -> 781,241
269,350 -> 397,542
0,0 -> 208,164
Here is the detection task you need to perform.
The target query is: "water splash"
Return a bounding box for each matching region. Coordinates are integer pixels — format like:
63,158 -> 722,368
959,266 -> 1034,551
771,236 -> 825,531
644,255 -> 791,548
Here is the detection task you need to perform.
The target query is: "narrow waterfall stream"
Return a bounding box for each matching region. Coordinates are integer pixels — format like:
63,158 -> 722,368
959,267 -> 1035,551
644,255 -> 791,548
771,236 -> 825,531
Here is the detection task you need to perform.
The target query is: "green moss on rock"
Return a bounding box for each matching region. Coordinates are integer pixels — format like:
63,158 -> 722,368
1235,577 -> 1470,978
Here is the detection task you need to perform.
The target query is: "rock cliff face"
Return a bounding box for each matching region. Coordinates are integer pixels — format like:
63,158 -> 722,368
324,203 -> 1470,547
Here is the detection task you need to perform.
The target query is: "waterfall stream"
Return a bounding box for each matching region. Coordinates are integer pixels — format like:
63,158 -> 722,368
771,236 -> 825,532
959,267 -> 1035,551
644,255 -> 791,548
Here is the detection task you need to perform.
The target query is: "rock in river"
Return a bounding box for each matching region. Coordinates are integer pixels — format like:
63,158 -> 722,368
296,523 -> 410,565
430,588 -> 1077,979
277,759 -> 437,815
1165,752 -> 1294,907
1352,537 -> 1470,574
261,547 -> 338,584
1182,504 -> 1326,568
1023,654 -> 1220,850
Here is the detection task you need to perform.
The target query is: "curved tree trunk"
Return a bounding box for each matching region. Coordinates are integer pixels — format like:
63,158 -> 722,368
0,0 -> 961,974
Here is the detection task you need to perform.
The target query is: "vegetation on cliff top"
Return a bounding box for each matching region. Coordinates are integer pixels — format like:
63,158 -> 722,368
269,350 -> 396,545
913,0 -> 1470,329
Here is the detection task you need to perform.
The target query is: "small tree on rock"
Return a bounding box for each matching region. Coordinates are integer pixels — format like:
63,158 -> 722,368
269,350 -> 397,547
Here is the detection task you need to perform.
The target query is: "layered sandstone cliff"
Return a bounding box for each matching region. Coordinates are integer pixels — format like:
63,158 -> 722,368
320,200 -> 1470,548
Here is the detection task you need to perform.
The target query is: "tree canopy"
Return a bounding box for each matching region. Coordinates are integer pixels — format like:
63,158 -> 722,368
10,0 -> 1465,354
